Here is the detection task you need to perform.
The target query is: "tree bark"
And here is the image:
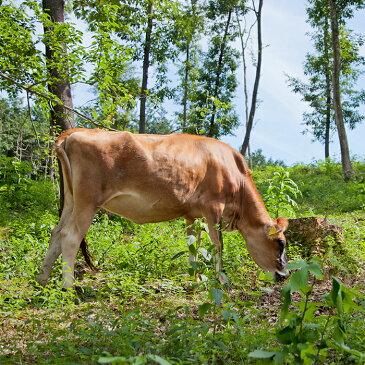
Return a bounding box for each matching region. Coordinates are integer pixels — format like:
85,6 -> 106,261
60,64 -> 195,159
42,0 -> 74,132
328,0 -> 353,180
207,9 -> 232,137
240,0 -> 263,156
182,42 -> 190,130
139,1 -> 154,134
236,9 -> 254,167
324,16 -> 331,160
325,79 -> 331,160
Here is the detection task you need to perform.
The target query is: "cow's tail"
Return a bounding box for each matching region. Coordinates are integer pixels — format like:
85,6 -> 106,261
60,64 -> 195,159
55,132 -> 97,271
55,136 -> 73,197
80,238 -> 97,271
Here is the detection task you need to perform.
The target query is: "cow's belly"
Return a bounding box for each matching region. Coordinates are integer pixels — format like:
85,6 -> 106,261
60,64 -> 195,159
101,192 -> 187,224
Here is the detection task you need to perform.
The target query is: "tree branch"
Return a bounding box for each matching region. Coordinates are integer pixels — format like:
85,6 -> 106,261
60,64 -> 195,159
0,72 -> 117,131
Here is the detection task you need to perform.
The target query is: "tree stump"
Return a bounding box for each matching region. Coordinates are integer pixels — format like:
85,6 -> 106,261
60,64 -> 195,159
285,217 -> 344,255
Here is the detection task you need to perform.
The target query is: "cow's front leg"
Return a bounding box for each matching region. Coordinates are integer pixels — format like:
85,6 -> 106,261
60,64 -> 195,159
207,221 -> 226,284
204,205 -> 227,285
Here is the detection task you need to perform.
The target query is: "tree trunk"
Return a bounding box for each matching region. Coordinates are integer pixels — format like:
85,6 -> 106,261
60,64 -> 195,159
328,0 -> 353,180
324,16 -> 331,160
207,9 -> 232,137
182,42 -> 190,130
325,83 -> 331,160
139,1 -> 154,134
42,0 -> 74,132
236,9 -> 253,167
240,0 -> 263,156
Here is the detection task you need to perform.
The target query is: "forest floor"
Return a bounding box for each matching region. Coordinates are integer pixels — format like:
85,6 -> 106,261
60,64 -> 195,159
1,162 -> 365,364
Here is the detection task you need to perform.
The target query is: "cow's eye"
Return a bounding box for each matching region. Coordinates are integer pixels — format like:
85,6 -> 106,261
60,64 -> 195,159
277,239 -> 286,250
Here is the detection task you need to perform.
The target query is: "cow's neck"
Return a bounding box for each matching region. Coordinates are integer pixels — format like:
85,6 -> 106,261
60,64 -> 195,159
237,177 -> 273,237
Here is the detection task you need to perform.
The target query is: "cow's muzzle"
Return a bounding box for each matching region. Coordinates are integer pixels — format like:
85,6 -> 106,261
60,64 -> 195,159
274,269 -> 290,282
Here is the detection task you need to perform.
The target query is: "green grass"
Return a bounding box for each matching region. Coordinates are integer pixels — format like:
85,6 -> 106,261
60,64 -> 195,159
1,161 -> 365,364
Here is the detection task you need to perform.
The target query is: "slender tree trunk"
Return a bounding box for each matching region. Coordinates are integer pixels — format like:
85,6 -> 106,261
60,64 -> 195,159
182,42 -> 190,130
42,0 -> 74,132
139,1 -> 154,134
325,81 -> 331,160
328,0 -> 353,180
324,16 -> 331,160
207,9 -> 232,137
240,0 -> 263,156
236,9 -> 254,167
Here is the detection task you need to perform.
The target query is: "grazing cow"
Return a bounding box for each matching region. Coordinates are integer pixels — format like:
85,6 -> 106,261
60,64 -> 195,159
36,128 -> 289,289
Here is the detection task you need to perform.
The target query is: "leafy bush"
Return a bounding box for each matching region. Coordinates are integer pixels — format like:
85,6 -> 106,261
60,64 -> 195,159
289,160 -> 365,214
263,167 -> 302,218
249,260 -> 365,364
0,155 -> 58,218
0,156 -> 32,209
253,160 -> 365,215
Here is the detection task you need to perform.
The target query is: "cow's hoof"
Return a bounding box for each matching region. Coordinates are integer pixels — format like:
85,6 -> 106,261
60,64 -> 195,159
35,275 -> 48,287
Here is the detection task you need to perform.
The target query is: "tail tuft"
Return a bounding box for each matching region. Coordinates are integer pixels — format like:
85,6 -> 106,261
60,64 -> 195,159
80,238 -> 97,271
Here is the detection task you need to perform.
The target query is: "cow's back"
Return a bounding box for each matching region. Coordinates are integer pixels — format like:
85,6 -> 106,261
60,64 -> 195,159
56,129 -> 249,223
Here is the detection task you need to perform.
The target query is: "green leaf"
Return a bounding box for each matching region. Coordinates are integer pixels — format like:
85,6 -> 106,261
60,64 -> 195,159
307,261 -> 323,278
301,328 -> 320,343
331,277 -> 344,315
186,235 -> 197,245
218,271 -> 229,284
198,302 -> 213,318
300,285 -> 313,295
290,269 -> 309,292
248,349 -> 276,359
98,356 -> 129,364
285,260 -> 307,271
198,247 -> 211,261
334,325 -> 345,347
273,348 -> 289,363
147,354 -> 172,365
280,283 -> 291,320
210,288 -> 223,307
277,326 -> 296,344
170,251 -> 187,260
188,244 -> 198,256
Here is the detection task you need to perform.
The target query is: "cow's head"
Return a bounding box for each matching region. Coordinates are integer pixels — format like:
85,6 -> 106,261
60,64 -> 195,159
244,217 -> 290,281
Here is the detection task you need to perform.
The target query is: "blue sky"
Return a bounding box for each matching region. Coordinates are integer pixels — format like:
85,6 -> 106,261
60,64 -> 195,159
223,0 -> 365,165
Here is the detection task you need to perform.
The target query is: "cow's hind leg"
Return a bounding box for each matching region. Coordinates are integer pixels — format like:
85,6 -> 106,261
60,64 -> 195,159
60,207 -> 97,289
35,225 -> 63,286
35,198 -> 73,286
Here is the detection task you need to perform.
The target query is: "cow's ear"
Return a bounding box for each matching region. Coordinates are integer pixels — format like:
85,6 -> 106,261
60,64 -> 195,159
276,217 -> 289,232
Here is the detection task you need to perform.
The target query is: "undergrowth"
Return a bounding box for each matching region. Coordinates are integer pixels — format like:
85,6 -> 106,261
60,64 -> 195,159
0,157 -> 365,364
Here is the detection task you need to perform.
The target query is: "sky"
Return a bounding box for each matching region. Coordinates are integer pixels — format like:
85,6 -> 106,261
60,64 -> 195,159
222,0 -> 365,165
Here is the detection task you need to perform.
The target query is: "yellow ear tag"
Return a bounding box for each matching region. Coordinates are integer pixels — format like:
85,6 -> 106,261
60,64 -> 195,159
269,226 -> 277,236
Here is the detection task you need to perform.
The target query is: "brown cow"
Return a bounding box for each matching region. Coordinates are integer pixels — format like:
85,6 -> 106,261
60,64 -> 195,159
36,128 -> 289,289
